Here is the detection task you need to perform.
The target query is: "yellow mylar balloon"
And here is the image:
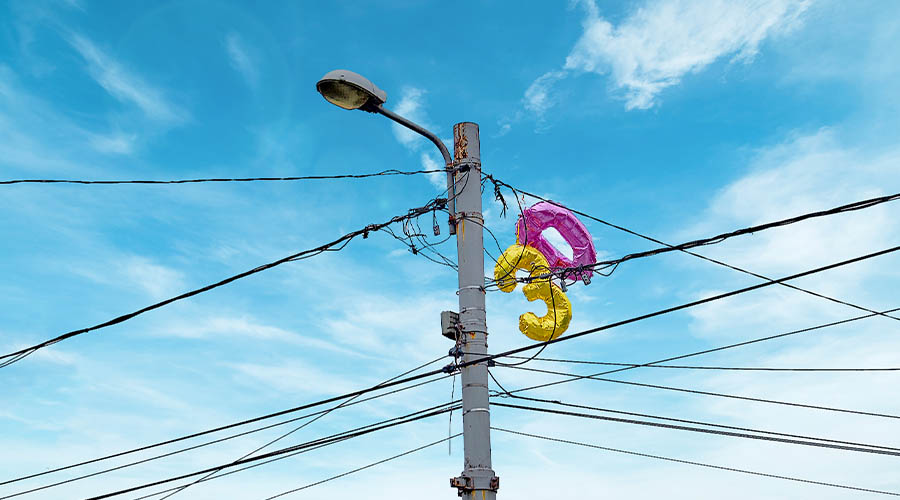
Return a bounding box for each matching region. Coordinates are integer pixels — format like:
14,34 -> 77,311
494,244 -> 549,292
520,279 -> 571,341
494,244 -> 573,341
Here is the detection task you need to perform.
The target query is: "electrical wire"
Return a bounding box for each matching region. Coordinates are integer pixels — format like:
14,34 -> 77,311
14,247 -> 896,491
0,371 -> 450,490
493,401 -> 900,457
0,169 -> 447,185
472,245 -> 900,370
504,356 -> 900,372
493,427 -> 900,497
558,306 -> 900,380
152,355 -> 448,500
486,177 -> 900,308
500,364 -> 900,420
135,402 -> 459,500
261,434 -> 462,500
0,197 -> 447,368
131,429 -> 367,499
554,184 -> 900,322
496,393 -> 900,453
69,241 -> 893,463
485,176 -> 900,343
495,264 -> 558,366
83,403 -> 459,500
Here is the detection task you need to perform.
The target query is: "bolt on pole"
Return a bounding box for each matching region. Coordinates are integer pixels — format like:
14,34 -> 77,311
450,122 -> 499,498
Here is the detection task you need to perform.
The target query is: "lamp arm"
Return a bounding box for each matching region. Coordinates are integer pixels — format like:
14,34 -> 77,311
370,103 -> 453,167
369,102 -> 459,233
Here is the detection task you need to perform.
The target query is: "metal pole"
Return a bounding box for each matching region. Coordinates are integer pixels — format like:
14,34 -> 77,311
450,122 -> 498,499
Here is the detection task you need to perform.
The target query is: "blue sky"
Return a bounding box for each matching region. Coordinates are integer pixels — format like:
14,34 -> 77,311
2,0 -> 899,498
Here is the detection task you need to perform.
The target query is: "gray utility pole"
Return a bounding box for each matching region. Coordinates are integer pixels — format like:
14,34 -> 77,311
450,122 -> 499,499
313,71 -> 498,497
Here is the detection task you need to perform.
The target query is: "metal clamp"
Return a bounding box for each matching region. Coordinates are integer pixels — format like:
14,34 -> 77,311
454,211 -> 484,222
463,407 -> 490,416
450,475 -> 499,495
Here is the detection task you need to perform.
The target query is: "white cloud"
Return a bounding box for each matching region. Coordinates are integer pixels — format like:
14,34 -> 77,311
386,87 -> 448,192
158,314 -> 363,357
119,256 -> 186,299
391,87 -> 429,149
420,152 -> 447,191
529,0 -> 811,112
228,360 -> 362,397
88,131 -> 136,155
684,129 -> 900,337
71,255 -> 186,300
524,70 -> 566,115
0,65 -> 127,174
224,32 -> 259,87
688,130 -> 899,269
68,33 -> 186,122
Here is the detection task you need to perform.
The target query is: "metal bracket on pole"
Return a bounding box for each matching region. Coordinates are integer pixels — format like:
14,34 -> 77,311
450,474 -> 500,497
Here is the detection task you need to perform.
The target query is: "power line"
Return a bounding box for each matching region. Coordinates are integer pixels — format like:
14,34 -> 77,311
0,358 -> 448,498
538,306 -> 900,378
0,372 -> 449,490
7,173 -> 891,375
480,244 -> 900,367
487,177 -> 900,322
137,404 -> 459,500
0,197 -> 447,368
13,247 -> 895,491
84,403 -> 459,500
505,356 -> 900,372
101,245 -> 900,474
261,434 -> 462,500
493,401 -> 900,457
0,169 -> 446,185
493,427 -> 900,497
500,364 -> 900,420
132,429 -> 369,499
496,394 -> 900,453
156,355 -> 448,500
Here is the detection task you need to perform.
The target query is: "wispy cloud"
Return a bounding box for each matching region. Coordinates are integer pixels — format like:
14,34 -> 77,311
68,33 -> 187,122
528,0 -> 811,113
157,314 -> 364,358
389,86 -> 448,192
228,360 -> 362,397
523,70 -> 566,115
391,87 -> 429,149
224,32 -> 259,87
71,254 -> 186,300
0,65 -> 124,173
684,128 -> 900,337
419,152 -> 448,191
87,131 -> 137,155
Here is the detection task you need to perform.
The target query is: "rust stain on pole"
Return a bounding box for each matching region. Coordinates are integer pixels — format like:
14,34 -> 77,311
454,123 -> 469,159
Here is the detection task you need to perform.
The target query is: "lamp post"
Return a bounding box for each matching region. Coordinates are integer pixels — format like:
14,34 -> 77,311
317,69 -> 498,499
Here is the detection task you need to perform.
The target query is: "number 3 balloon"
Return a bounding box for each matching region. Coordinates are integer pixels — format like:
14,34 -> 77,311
494,244 -> 572,341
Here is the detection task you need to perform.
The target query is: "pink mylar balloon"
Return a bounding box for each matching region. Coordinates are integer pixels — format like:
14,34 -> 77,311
515,201 -> 597,282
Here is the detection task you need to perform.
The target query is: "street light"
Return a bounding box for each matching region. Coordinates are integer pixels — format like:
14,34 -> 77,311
316,69 -> 386,110
316,69 -> 452,167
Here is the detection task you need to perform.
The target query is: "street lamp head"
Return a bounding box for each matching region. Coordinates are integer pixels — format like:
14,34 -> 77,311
316,69 -> 387,110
